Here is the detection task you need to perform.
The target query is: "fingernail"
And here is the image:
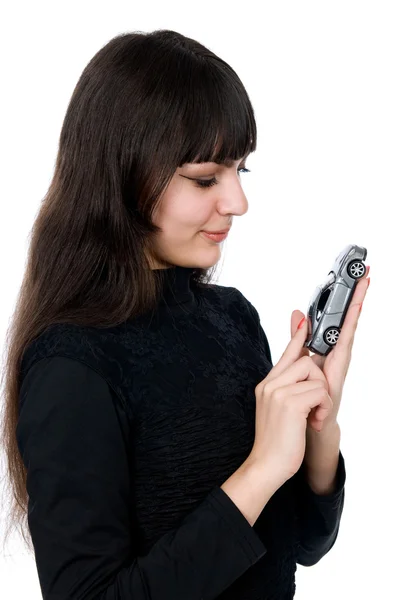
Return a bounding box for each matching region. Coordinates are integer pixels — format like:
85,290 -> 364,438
359,302 -> 363,313
297,317 -> 306,329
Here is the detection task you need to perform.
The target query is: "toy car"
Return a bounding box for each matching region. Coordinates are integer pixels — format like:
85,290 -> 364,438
304,244 -> 368,356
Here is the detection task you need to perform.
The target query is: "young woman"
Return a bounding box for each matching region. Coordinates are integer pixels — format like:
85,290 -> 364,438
1,29 -> 369,599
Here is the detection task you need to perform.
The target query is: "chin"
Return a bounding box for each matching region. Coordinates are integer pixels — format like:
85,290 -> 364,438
192,256 -> 221,270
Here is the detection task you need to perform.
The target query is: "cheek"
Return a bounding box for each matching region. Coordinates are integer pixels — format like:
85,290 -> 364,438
172,202 -> 212,231
156,181 -> 213,232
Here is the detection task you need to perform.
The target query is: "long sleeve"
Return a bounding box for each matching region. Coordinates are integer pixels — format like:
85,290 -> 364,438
16,356 -> 267,600
251,300 -> 346,567
293,450 -> 346,567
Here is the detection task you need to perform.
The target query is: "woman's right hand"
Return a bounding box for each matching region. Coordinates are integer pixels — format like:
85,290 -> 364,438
247,316 -> 333,486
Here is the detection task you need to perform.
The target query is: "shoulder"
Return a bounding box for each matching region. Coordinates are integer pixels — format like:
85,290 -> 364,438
19,324 -> 130,418
20,354 -> 107,391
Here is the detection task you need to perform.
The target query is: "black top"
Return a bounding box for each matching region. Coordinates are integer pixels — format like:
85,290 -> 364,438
16,265 -> 346,600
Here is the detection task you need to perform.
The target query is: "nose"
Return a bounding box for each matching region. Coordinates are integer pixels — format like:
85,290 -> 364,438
218,179 -> 249,218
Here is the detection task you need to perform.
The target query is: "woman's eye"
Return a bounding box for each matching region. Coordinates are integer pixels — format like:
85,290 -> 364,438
195,178 -> 218,189
195,167 -> 251,189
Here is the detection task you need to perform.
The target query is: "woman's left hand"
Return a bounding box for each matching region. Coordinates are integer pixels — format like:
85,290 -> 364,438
291,267 -> 370,432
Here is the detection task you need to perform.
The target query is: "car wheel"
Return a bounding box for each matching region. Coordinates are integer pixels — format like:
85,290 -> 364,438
347,260 -> 366,279
323,327 -> 341,346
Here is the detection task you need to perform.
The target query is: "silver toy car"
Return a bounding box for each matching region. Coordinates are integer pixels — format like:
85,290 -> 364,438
305,244 -> 368,356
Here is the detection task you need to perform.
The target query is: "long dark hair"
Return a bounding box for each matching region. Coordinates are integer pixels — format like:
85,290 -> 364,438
0,29 -> 257,555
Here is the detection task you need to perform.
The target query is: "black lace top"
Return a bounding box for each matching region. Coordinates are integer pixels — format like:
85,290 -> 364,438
16,265 -> 346,600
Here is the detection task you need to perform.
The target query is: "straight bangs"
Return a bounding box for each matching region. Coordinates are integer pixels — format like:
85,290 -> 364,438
175,58 -> 257,168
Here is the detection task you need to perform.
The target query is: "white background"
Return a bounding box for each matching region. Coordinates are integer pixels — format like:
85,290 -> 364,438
0,1 -> 400,598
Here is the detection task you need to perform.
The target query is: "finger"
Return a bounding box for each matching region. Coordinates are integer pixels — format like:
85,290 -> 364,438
307,395 -> 333,431
291,310 -> 306,339
269,352 -> 328,392
268,315 -> 310,380
351,273 -> 370,305
276,379 -> 328,398
336,276 -> 370,351
299,386 -> 333,420
274,381 -> 332,431
291,310 -> 310,359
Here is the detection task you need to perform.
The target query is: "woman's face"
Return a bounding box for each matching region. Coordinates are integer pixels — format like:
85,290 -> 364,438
147,157 -> 249,270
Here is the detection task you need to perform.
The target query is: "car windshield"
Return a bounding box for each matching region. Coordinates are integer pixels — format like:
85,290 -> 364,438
308,272 -> 335,308
321,272 -> 336,290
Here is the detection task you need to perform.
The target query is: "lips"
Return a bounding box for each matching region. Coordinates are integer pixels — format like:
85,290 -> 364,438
202,228 -> 230,234
200,230 -> 229,243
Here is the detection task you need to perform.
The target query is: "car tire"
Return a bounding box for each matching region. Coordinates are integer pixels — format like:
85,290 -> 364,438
323,327 -> 341,346
347,260 -> 366,279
